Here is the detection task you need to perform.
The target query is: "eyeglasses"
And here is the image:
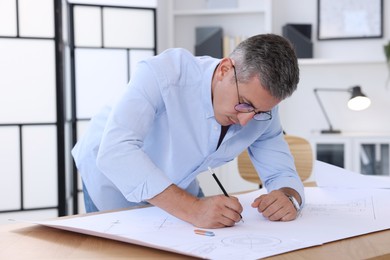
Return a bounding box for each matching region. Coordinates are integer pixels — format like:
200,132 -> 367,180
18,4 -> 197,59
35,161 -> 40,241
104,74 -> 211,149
232,65 -> 272,121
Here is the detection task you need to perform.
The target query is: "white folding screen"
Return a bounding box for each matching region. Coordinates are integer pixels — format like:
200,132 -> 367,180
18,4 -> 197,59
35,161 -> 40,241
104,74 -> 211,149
0,0 -> 157,222
0,0 -> 60,221
68,3 -> 156,214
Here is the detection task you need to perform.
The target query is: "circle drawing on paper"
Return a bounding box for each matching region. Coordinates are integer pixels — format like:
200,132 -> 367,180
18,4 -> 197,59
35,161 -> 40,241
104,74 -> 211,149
221,234 -> 281,248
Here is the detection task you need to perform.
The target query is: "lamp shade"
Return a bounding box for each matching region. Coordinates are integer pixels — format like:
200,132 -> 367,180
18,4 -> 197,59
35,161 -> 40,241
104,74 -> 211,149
313,85 -> 371,134
347,86 -> 371,111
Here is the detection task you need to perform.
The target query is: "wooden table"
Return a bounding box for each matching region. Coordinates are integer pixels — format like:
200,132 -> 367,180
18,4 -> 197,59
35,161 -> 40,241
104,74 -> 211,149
1,220 -> 390,259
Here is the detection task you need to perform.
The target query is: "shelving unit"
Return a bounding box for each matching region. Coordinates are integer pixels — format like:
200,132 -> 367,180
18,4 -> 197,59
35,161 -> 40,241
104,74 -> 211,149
168,0 -> 272,55
298,58 -> 386,66
311,134 -> 390,176
353,136 -> 390,176
173,8 -> 266,16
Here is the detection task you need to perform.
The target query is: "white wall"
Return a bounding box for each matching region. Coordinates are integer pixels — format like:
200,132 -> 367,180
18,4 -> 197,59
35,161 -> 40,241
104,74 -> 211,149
156,1 -> 390,194
272,0 -> 389,60
271,0 -> 390,138
280,61 -> 390,138
158,0 -> 390,59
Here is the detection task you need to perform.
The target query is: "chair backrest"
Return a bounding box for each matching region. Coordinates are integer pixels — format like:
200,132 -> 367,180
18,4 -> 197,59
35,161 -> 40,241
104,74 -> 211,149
237,135 -> 313,186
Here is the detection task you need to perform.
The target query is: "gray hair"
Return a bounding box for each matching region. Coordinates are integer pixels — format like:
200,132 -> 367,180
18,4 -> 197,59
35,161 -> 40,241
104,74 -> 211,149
229,34 -> 299,100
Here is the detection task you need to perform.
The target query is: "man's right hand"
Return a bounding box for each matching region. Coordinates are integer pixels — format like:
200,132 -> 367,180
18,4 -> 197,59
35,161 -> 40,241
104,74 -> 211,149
190,195 -> 243,228
147,184 -> 243,229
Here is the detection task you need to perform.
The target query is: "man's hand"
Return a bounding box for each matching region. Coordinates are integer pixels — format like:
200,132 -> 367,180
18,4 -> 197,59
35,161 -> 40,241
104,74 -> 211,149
148,184 -> 243,229
251,188 -> 301,221
190,195 -> 243,228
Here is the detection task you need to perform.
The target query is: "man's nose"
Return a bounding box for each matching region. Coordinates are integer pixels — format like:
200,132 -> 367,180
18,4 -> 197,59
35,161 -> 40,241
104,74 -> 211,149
237,112 -> 254,126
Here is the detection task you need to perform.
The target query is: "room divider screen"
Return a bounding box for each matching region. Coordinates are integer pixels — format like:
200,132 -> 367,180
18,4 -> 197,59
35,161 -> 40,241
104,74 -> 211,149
0,0 -> 156,221
0,0 -> 66,219
66,1 -> 156,214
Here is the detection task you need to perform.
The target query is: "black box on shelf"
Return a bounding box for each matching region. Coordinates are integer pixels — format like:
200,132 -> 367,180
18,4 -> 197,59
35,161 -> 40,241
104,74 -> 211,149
195,27 -> 223,58
282,24 -> 313,58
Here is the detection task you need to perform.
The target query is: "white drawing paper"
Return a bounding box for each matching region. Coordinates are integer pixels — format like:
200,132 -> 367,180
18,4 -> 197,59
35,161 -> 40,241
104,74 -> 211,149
32,186 -> 390,259
314,160 -> 390,189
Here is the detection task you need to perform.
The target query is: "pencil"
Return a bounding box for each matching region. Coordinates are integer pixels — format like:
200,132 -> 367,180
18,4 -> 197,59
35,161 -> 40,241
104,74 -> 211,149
207,167 -> 244,222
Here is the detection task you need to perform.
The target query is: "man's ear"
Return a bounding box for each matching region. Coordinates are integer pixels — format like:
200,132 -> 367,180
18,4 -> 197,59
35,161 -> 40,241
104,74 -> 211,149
217,57 -> 233,79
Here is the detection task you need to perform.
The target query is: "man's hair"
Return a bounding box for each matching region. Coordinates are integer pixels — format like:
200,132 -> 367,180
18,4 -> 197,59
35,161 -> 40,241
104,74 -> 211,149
229,34 -> 299,100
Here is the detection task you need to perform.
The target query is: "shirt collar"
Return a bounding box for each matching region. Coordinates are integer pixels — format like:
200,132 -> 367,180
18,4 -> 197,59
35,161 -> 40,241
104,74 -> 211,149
201,58 -> 221,119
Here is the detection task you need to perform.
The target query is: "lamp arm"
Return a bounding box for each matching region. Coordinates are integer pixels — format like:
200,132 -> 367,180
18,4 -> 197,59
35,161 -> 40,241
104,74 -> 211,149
313,87 -> 365,134
313,89 -> 335,132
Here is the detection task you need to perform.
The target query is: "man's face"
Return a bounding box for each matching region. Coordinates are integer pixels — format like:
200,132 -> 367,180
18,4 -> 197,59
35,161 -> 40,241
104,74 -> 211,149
212,60 -> 280,126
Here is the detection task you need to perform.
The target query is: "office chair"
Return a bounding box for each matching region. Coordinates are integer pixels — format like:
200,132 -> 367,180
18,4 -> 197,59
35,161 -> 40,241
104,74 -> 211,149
237,135 -> 314,188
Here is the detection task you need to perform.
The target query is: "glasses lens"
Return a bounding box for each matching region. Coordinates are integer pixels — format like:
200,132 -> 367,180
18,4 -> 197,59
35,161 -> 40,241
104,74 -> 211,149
253,112 -> 272,121
235,103 -> 255,113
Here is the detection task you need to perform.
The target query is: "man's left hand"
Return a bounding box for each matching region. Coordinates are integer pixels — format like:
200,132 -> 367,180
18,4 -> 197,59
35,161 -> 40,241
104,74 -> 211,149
251,189 -> 300,221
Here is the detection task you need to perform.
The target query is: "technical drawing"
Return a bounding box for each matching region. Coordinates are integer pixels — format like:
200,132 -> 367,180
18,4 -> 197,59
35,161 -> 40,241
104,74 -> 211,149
221,234 -> 281,248
303,196 -> 375,219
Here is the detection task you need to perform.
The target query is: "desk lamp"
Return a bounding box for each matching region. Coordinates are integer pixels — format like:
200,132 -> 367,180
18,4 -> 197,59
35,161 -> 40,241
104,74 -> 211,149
313,86 -> 371,134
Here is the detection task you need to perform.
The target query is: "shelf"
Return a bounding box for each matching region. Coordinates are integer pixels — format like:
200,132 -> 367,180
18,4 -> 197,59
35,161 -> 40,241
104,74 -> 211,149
311,132 -> 390,138
298,58 -> 386,65
173,8 -> 265,16
169,0 -> 271,53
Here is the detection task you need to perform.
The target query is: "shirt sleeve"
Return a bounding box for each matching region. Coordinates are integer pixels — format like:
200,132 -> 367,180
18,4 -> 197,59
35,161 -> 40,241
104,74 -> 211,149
248,107 -> 305,205
95,61 -> 173,203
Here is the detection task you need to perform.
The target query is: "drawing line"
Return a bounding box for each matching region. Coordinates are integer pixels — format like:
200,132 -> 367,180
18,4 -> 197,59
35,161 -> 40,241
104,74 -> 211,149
104,220 -> 120,233
371,196 -> 376,220
158,217 -> 168,229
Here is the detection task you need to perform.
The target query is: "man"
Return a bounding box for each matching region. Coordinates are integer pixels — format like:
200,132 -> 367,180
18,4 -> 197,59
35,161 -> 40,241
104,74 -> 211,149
72,33 -> 303,229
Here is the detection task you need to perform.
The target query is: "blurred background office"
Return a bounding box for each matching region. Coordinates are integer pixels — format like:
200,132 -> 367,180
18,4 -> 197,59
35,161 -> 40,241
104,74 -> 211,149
1,0 -> 389,224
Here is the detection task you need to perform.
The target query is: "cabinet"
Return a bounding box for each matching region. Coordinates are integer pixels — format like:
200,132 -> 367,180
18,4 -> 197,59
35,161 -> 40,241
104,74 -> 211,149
312,134 -> 390,176
353,137 -> 390,176
168,0 -> 272,54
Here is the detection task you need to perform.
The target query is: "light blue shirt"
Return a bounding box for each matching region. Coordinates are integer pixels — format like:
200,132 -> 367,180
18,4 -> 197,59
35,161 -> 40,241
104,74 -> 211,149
72,48 -> 304,211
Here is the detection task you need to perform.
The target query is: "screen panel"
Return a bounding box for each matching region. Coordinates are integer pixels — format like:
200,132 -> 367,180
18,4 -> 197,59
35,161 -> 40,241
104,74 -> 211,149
0,39 -> 56,123
22,125 -> 58,209
76,120 -> 90,144
65,121 -> 72,200
128,49 -> 154,78
73,6 -> 102,47
65,45 -> 73,121
67,3 -> 156,215
0,127 -> 21,211
75,120 -> 89,214
0,0 -> 17,36
103,8 -> 154,48
78,191 -> 85,213
75,48 -> 128,119
18,0 -> 54,37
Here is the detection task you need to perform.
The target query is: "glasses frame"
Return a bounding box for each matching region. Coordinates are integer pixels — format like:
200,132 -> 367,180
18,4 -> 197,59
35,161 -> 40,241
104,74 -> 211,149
232,65 -> 272,121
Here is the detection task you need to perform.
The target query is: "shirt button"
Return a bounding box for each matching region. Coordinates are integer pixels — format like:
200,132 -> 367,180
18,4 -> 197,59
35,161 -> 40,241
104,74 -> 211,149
214,126 -> 218,130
